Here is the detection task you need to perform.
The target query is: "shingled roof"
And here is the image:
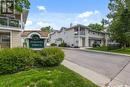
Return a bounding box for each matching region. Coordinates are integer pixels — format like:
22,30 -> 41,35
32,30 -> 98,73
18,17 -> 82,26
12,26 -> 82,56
21,30 -> 49,37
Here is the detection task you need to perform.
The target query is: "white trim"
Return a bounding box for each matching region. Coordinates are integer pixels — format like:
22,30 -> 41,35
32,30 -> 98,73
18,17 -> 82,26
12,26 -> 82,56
21,13 -> 23,29
10,31 -> 13,48
27,32 -> 48,39
0,27 -> 21,31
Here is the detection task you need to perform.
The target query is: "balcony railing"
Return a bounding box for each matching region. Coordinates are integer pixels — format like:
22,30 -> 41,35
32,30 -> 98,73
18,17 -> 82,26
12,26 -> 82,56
0,17 -> 21,28
74,31 -> 85,35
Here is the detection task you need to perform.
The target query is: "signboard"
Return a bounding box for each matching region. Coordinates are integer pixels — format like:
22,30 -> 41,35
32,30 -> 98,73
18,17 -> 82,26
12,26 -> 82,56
29,35 -> 44,48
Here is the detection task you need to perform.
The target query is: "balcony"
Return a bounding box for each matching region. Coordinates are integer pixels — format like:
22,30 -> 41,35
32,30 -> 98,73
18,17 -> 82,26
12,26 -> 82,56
74,31 -> 85,35
0,17 -> 21,29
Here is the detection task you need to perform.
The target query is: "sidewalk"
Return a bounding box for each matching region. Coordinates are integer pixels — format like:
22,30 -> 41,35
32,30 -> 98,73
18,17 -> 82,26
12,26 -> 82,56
109,62 -> 130,87
62,60 -> 110,87
62,60 -> 130,87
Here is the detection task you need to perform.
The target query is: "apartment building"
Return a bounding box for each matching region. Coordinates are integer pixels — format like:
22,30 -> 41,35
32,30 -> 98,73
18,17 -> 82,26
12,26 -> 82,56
49,24 -> 109,47
0,10 -> 28,48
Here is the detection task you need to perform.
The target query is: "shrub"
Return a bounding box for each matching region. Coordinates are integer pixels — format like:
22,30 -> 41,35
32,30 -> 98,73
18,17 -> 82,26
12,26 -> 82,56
0,48 -> 36,74
92,42 -> 100,47
51,43 -> 57,46
107,43 -> 121,50
59,42 -> 68,47
36,47 -> 64,67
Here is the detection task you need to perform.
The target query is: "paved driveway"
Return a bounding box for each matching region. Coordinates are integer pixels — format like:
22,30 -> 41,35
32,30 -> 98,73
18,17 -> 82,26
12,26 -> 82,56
64,49 -> 130,80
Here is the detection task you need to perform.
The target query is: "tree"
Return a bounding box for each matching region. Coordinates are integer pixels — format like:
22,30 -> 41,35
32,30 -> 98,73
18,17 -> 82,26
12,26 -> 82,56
88,23 -> 104,31
107,0 -> 130,47
101,19 -> 109,27
15,0 -> 30,12
41,26 -> 54,33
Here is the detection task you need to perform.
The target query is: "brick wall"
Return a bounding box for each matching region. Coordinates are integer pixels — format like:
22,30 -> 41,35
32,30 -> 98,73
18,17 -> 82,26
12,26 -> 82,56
11,31 -> 22,48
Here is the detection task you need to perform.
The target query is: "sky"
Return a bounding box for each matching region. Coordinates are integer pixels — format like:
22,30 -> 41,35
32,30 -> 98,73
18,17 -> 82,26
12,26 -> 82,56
25,0 -> 110,30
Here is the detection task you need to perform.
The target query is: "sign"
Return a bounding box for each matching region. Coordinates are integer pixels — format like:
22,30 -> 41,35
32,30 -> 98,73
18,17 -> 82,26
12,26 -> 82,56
29,35 -> 44,48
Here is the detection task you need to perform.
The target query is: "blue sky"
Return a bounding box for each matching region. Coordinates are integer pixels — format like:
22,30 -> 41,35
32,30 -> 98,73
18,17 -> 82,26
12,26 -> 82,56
25,0 -> 109,30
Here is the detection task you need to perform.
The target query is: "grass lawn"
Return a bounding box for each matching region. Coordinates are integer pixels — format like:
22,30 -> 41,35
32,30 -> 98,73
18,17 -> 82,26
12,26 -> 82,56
89,46 -> 108,51
0,65 -> 99,87
89,47 -> 130,55
111,48 -> 130,54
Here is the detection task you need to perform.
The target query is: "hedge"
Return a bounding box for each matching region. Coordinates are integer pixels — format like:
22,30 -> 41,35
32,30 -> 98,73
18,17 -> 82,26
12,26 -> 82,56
35,47 -> 64,67
0,48 -> 35,74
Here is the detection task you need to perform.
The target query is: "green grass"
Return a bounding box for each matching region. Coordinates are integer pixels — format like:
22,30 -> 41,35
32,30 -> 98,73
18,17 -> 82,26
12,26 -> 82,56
111,48 -> 130,54
89,46 -> 108,51
0,65 -> 99,87
89,47 -> 130,55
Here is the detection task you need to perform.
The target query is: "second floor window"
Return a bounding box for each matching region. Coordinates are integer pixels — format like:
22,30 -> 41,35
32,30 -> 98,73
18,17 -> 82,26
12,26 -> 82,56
0,0 -> 14,14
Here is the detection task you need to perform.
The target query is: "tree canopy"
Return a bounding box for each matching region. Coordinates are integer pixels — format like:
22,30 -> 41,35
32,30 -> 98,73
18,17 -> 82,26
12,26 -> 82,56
88,23 -> 104,31
41,26 -> 54,33
108,0 -> 130,47
15,0 -> 30,12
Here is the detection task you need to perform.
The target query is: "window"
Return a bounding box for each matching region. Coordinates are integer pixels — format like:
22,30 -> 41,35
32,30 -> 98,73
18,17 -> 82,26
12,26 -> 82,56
1,0 -> 14,14
1,35 -> 10,43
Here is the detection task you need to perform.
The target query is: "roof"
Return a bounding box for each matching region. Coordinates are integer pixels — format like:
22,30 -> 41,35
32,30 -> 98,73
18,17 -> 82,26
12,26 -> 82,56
68,24 -> 109,34
21,30 -> 49,37
51,24 -> 109,34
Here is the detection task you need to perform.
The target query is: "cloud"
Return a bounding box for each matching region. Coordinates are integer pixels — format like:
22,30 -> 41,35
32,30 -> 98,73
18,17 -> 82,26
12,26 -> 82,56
94,10 -> 100,14
73,10 -> 101,25
26,20 -> 32,26
77,11 -> 93,18
25,10 -> 104,30
77,10 -> 100,19
37,6 -> 46,11
36,21 -> 58,29
37,21 -> 52,27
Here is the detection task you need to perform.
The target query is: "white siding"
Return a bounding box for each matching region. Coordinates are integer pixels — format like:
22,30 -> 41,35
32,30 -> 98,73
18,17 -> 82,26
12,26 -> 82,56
49,26 -> 109,47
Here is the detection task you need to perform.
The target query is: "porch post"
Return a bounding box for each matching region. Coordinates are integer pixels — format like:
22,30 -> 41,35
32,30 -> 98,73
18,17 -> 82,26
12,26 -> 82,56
78,26 -> 81,47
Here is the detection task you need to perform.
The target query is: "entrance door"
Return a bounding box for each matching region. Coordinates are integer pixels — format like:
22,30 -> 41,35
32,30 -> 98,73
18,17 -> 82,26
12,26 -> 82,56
82,38 -> 85,47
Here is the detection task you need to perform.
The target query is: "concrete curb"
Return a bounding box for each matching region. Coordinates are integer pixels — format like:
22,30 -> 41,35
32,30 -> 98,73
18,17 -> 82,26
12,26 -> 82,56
62,60 -> 111,87
85,49 -> 130,57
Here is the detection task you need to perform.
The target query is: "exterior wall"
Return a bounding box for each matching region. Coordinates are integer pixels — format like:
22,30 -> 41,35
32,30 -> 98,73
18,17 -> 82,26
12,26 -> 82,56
49,26 -> 109,48
85,29 -> 89,47
50,32 -> 59,45
65,29 -> 75,46
0,12 -> 27,48
11,31 -> 22,48
50,29 -> 75,47
0,29 -> 22,48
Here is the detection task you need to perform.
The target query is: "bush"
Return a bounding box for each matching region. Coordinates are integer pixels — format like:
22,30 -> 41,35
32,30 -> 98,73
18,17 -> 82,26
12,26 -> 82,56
0,48 -> 36,74
35,47 -> 64,67
92,42 -> 100,47
59,42 -> 68,47
107,43 -> 121,50
51,43 -> 57,46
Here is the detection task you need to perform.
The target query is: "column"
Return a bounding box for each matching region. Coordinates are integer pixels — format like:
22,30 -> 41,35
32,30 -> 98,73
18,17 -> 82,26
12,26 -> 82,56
78,26 -> 81,47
